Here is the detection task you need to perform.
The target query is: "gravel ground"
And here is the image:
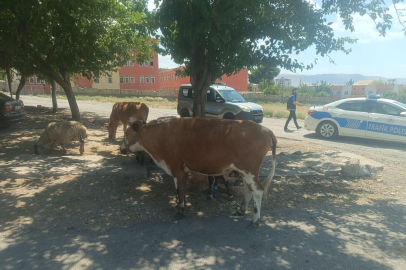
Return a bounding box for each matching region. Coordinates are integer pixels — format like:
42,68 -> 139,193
0,105 -> 398,236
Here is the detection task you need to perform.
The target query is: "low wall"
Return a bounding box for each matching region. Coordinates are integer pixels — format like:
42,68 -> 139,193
58,87 -> 179,100
5,84 -> 339,105
241,92 -> 340,105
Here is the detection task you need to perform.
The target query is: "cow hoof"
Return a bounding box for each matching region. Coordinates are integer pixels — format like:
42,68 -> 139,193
174,213 -> 185,220
251,220 -> 260,227
231,211 -> 244,217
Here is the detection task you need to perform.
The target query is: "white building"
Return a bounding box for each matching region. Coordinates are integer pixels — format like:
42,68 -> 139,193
275,77 -> 291,87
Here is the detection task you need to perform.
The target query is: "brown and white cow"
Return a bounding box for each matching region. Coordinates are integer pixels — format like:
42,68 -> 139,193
121,117 -> 277,225
105,102 -> 149,140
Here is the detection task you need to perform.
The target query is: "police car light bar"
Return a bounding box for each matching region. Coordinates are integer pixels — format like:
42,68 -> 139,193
367,94 -> 381,99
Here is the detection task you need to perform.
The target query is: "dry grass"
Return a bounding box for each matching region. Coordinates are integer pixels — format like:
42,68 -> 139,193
37,94 -> 177,109
259,102 -> 311,119
37,94 -> 312,119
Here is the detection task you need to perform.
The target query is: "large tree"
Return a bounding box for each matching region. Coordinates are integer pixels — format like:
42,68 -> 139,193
249,65 -> 280,86
0,0 -> 156,120
156,0 -> 401,117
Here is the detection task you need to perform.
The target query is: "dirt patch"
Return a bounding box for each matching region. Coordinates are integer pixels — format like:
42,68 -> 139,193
0,106 -> 394,235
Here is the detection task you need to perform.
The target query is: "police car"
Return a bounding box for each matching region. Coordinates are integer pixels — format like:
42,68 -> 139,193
304,95 -> 406,142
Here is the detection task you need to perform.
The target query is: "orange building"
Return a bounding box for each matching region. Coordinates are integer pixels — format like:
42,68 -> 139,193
25,75 -> 51,94
159,68 -> 249,92
347,80 -> 374,98
72,51 -> 160,91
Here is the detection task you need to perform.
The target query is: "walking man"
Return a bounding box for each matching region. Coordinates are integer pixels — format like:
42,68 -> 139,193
284,87 -> 302,132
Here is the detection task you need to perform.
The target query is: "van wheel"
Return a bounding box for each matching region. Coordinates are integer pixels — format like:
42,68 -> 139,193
180,109 -> 191,118
223,113 -> 236,120
317,121 -> 338,139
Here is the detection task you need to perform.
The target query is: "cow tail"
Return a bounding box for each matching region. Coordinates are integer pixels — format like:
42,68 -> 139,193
262,131 -> 277,201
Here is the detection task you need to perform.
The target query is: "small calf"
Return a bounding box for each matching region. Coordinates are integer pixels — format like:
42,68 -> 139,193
34,121 -> 87,155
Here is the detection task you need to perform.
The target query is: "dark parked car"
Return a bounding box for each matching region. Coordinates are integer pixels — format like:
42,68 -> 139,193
0,92 -> 26,127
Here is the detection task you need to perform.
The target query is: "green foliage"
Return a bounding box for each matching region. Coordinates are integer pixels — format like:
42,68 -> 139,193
314,81 -> 332,97
249,65 -> 280,84
345,79 -> 355,85
1,0 -> 155,78
258,80 -> 275,92
274,110 -> 289,118
155,0 -> 396,116
0,0 -> 156,119
298,83 -> 316,97
374,79 -> 387,85
297,81 -> 331,97
263,85 -> 282,95
383,87 -> 406,103
247,83 -> 254,92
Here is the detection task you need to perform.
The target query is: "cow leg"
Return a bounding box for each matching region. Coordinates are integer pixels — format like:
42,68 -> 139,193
223,179 -> 234,201
112,124 -> 118,140
140,152 -> 145,166
60,143 -> 67,154
79,136 -> 85,155
123,124 -> 127,134
173,172 -> 186,220
207,176 -> 214,200
245,175 -> 264,226
232,181 -> 252,217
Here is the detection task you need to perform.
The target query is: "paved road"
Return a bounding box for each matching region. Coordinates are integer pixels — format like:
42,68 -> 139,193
22,96 -> 405,170
4,95 -> 403,270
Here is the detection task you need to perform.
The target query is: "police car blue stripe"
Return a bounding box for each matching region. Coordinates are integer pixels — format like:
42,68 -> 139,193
367,121 -> 406,137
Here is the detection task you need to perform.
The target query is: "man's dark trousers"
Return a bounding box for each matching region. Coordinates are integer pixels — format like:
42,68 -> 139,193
284,110 -> 299,130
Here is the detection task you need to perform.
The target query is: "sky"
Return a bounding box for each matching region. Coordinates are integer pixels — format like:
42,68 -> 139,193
148,0 -> 406,79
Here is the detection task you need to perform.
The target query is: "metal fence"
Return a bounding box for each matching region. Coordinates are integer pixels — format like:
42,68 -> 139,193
20,85 -> 46,95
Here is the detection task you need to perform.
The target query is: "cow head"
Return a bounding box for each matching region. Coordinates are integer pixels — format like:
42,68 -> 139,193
120,120 -> 146,154
105,123 -> 115,140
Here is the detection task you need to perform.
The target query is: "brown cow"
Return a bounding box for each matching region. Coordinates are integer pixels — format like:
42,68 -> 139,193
105,102 -> 149,140
121,117 -> 277,225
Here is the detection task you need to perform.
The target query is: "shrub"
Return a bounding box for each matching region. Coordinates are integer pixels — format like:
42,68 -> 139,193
263,109 -> 274,117
297,112 -> 306,120
274,110 -> 289,118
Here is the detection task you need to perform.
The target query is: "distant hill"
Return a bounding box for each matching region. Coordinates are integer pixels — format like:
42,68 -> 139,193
275,74 -> 406,86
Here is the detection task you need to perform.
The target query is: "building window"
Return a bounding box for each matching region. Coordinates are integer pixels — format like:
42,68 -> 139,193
151,76 -> 155,84
144,61 -> 149,67
139,63 -> 143,67
150,59 -> 154,66
145,76 -> 150,83
120,76 -> 124,84
129,60 -> 134,66
94,77 -> 99,83
29,77 -> 34,84
108,74 -> 113,84
125,75 -> 129,83
130,75 -> 135,83
36,77 -> 41,84
140,75 -> 144,83
368,91 -> 373,94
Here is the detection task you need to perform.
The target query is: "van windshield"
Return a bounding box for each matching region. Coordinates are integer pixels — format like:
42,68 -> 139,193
218,89 -> 246,103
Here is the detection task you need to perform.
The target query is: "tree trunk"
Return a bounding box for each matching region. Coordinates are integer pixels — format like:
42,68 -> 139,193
189,42 -> 213,118
16,74 -> 26,100
50,78 -> 58,113
5,66 -> 12,98
191,75 -> 212,117
59,80 -> 80,121
33,63 -> 80,120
